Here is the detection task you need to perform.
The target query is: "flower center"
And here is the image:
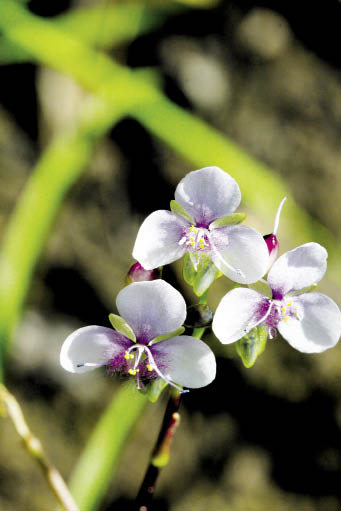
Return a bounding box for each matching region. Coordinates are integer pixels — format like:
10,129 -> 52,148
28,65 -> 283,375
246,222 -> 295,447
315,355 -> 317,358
125,344 -> 187,393
179,225 -> 210,253
263,298 -> 301,338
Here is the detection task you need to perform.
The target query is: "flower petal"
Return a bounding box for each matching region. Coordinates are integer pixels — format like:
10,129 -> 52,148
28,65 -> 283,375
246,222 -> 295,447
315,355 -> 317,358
278,292 -> 341,353
133,210 -> 187,269
116,280 -> 187,342
268,243 -> 327,298
60,326 -> 129,373
209,225 -> 269,284
174,166 -> 241,227
151,336 -> 216,388
212,287 -> 269,344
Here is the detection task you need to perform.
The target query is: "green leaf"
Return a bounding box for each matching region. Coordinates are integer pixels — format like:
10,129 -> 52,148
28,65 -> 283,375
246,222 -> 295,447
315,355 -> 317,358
108,314 -> 136,342
183,252 -> 196,286
152,326 -> 185,344
170,200 -> 195,224
193,256 -> 221,296
235,326 -> 268,368
143,378 -> 168,403
209,212 -> 246,229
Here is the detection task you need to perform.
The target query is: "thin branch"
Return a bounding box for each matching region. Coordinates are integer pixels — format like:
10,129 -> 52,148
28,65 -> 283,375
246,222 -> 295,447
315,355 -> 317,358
0,383 -> 79,511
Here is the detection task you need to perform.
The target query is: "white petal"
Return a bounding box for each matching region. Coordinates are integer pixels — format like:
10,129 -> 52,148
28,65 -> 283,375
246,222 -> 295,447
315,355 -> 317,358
175,166 -> 241,227
212,287 -> 269,344
210,225 -> 269,284
268,243 -> 327,298
278,293 -> 341,353
60,326 -> 128,373
116,280 -> 187,342
151,336 -> 216,388
133,210 -> 187,269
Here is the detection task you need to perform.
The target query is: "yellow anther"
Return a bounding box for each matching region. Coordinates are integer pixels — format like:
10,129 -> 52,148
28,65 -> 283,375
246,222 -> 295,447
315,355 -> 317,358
124,353 -> 130,360
283,316 -> 289,322
189,225 -> 194,232
190,236 -> 195,242
147,364 -> 154,372
128,369 -> 136,375
129,354 -> 134,359
288,300 -> 292,306
281,307 -> 286,312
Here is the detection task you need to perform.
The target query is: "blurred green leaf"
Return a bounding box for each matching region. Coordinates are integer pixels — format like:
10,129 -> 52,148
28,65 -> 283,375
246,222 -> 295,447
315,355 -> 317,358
69,385 -> 148,511
0,95 -> 126,378
0,2 -> 182,65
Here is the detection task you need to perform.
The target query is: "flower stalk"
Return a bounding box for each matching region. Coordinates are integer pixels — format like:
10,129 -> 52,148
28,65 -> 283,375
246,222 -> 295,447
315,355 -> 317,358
0,383 -> 79,511
135,389 -> 182,511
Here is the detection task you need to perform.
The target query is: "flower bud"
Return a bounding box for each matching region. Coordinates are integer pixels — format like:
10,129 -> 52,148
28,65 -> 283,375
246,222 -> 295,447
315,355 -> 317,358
185,304 -> 213,328
125,262 -> 162,285
263,197 -> 287,271
263,233 -> 279,266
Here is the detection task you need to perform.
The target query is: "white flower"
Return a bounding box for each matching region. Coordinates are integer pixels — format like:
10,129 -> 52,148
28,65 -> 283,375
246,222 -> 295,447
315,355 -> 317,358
212,243 -> 341,353
133,166 -> 269,284
60,280 -> 216,391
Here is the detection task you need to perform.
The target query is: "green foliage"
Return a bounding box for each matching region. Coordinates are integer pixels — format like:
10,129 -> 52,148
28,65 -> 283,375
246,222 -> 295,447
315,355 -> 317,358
235,326 -> 268,368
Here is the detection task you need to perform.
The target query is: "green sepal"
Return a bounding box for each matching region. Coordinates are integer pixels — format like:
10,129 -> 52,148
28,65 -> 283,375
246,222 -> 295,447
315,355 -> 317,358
143,378 -> 168,403
183,253 -> 222,296
183,252 -> 196,285
170,200 -> 195,224
248,279 -> 272,298
289,284 -> 318,296
152,326 -> 185,344
108,313 -> 136,342
193,256 -> 222,296
235,326 -> 268,368
209,213 -> 246,230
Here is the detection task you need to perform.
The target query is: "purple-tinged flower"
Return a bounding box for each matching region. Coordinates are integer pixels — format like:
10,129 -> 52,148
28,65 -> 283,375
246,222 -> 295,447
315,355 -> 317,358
212,243 -> 341,353
263,197 -> 287,270
60,280 -> 216,391
133,167 -> 269,285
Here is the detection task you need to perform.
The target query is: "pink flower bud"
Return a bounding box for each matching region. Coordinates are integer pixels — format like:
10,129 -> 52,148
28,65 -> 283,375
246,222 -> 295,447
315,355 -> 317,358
126,262 -> 162,284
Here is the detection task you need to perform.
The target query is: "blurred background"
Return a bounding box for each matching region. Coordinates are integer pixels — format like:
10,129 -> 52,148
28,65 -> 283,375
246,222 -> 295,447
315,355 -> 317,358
1,0 -> 341,510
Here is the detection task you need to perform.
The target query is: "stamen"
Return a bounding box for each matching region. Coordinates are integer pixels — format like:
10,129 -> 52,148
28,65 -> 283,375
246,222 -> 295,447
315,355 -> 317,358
273,197 -> 287,235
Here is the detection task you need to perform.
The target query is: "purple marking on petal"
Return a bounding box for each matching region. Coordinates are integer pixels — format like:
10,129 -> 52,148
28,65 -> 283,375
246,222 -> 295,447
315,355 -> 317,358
272,289 -> 284,301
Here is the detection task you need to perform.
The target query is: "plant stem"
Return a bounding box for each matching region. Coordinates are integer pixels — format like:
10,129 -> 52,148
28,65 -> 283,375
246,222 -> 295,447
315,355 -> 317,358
0,383 -> 79,511
135,389 -> 181,511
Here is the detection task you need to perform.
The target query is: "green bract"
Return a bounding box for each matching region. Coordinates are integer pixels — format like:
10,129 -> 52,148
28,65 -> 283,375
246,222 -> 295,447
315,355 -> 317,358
108,313 -> 136,342
235,326 -> 268,368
